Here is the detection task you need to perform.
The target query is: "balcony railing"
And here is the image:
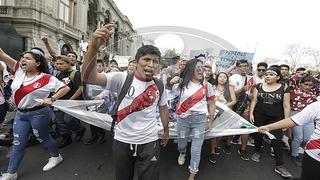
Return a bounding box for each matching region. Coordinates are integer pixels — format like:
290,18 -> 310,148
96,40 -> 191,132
0,6 -> 8,14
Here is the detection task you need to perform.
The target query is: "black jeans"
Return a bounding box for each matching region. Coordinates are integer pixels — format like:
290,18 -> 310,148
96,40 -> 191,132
89,124 -> 105,138
300,153 -> 320,180
113,139 -> 160,180
253,112 -> 283,166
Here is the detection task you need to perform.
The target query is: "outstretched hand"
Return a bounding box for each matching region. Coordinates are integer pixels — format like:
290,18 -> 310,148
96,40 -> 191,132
91,24 -> 116,49
257,125 -> 270,134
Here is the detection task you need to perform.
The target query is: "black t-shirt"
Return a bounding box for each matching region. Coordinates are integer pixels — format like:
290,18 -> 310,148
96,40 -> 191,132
253,83 -> 289,118
56,70 -> 82,100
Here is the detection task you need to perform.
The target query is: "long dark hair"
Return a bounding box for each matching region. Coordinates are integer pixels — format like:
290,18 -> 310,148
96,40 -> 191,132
24,47 -> 49,74
179,58 -> 204,89
214,72 -> 231,102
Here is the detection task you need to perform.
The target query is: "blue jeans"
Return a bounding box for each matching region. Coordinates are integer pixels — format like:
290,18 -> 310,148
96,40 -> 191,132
291,111 -> 315,156
177,114 -> 207,174
8,107 -> 59,173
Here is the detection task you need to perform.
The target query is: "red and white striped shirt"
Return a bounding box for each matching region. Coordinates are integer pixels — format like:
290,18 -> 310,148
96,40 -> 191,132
105,72 -> 168,144
11,62 -> 66,109
176,81 -> 215,118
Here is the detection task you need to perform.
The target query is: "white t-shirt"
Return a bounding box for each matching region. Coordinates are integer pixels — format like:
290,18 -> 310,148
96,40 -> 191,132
11,62 -> 66,109
176,81 -> 215,118
105,71 -> 168,144
229,74 -> 254,94
212,85 -> 228,104
291,101 -> 320,162
254,75 -> 265,84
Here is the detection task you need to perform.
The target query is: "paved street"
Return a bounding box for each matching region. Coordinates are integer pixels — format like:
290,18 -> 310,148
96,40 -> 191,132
1,122 -> 301,180
0,77 -> 306,180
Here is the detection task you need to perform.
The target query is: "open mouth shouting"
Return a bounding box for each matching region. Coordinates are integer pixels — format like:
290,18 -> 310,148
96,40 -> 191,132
21,62 -> 27,69
144,69 -> 154,77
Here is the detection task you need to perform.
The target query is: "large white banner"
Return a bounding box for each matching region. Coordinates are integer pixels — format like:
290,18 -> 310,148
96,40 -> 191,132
52,100 -> 275,139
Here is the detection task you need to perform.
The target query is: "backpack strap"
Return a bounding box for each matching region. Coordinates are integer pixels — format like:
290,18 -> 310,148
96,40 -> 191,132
110,71 -> 134,134
110,73 -> 164,135
153,77 -> 164,104
69,69 -> 77,83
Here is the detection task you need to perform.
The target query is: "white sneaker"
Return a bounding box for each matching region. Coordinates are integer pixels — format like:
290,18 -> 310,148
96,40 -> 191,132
43,154 -> 63,171
178,153 -> 186,165
0,172 -> 18,180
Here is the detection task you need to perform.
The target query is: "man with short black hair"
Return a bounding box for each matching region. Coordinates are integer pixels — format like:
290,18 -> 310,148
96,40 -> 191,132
255,62 -> 268,84
67,52 -> 79,70
229,59 -> 255,161
280,64 -> 290,86
108,59 -> 118,71
82,24 -> 169,180
55,55 -> 86,148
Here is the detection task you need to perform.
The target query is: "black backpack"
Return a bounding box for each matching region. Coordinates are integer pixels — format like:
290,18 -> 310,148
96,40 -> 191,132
110,72 -> 164,134
232,76 -> 249,115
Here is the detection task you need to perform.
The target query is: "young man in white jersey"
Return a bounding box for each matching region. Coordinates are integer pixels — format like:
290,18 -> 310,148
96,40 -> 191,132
229,59 -> 255,161
82,24 -> 169,180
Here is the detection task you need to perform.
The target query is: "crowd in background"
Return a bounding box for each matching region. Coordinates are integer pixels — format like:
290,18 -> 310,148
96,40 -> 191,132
0,25 -> 320,180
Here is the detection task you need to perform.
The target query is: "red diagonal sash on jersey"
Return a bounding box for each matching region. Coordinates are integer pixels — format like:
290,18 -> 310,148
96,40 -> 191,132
117,84 -> 159,123
176,83 -> 208,115
12,61 -> 20,75
14,74 -> 51,106
305,139 -> 320,150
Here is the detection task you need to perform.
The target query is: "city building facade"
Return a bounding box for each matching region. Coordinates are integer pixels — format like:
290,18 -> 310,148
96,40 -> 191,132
0,0 -> 140,63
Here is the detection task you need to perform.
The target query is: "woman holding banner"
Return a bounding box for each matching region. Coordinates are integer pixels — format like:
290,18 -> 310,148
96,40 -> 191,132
167,58 -> 215,180
249,67 -> 292,178
258,101 -> 320,180
0,48 -> 69,180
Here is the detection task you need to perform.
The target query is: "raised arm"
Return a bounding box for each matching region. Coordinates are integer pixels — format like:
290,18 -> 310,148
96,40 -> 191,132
0,48 -> 17,70
41,37 -> 57,59
82,24 -> 115,86
226,63 -> 236,77
258,118 -> 296,134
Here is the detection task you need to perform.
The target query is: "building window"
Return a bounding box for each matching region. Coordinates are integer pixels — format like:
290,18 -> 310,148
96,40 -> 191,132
59,0 -> 76,24
0,0 -> 6,5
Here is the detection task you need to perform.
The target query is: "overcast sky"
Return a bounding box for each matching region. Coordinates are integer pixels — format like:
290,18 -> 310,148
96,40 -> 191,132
113,0 -> 320,64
